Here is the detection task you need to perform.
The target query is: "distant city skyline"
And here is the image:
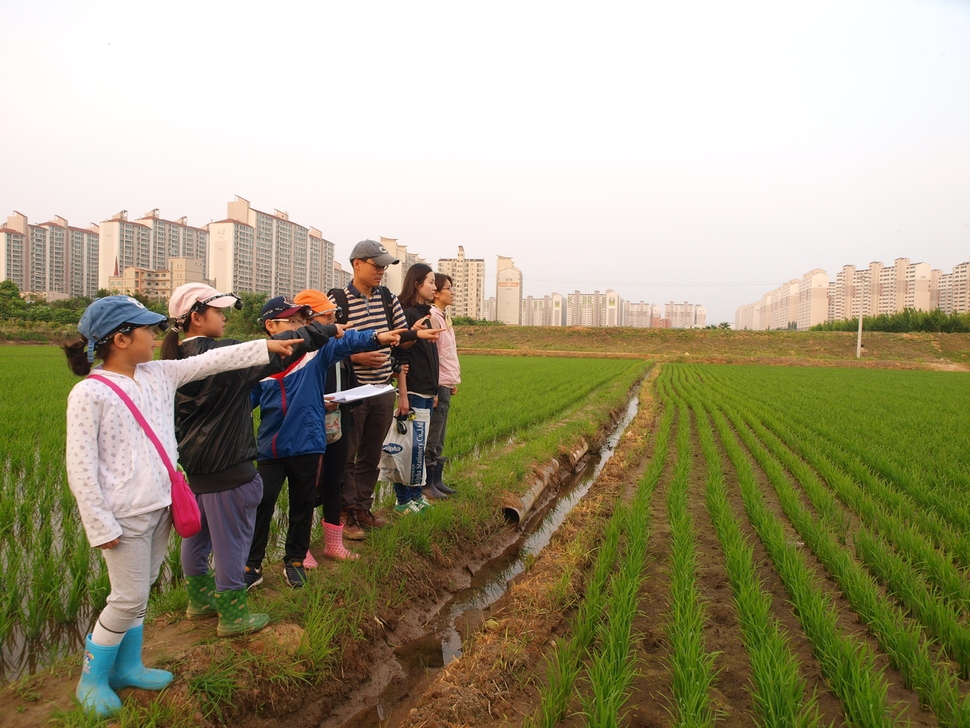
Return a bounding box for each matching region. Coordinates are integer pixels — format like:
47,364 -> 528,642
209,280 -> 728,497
4,202 -> 966,330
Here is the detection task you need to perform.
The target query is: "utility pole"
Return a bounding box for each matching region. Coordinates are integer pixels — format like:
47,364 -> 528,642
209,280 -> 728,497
856,309 -> 863,358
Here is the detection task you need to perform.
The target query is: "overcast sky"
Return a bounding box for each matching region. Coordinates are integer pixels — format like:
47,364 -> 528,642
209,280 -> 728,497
2,0 -> 968,323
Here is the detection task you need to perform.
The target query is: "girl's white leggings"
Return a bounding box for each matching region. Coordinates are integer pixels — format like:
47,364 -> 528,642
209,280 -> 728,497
96,507 -> 173,636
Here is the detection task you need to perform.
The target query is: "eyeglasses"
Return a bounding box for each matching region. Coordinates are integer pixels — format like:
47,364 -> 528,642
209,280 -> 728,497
267,317 -> 306,325
362,259 -> 388,272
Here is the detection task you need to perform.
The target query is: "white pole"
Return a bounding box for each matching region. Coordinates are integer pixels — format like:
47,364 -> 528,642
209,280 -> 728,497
856,309 -> 863,358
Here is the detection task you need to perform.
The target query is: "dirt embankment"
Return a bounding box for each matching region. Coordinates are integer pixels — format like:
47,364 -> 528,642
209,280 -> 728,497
456,326 -> 970,370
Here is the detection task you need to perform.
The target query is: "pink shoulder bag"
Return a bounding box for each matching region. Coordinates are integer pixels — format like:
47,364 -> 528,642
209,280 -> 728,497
88,374 -> 202,538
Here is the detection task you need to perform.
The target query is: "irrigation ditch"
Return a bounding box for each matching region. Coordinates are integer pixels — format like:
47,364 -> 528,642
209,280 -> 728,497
320,394 -> 641,728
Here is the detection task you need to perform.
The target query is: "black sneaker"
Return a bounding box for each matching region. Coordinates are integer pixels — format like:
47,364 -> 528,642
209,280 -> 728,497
283,560 -> 306,589
244,565 -> 263,590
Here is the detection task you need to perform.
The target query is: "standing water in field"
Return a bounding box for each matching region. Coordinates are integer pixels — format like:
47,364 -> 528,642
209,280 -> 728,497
333,392 -> 640,727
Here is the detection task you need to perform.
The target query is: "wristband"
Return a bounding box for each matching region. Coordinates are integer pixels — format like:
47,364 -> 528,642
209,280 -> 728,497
398,329 -> 418,343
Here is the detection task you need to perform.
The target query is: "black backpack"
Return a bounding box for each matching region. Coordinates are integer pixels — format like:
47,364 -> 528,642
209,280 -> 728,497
328,286 -> 395,329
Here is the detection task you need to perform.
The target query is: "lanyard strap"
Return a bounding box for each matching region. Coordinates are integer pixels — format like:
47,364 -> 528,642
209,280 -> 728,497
88,374 -> 177,480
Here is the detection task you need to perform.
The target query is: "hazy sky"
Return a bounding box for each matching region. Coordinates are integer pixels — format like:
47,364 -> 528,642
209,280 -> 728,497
3,0 -> 969,323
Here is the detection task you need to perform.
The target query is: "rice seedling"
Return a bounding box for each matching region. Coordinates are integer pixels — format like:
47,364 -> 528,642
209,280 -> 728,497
691,368 -> 970,726
680,386 -> 822,728
693,388 -> 895,727
528,398 -> 672,728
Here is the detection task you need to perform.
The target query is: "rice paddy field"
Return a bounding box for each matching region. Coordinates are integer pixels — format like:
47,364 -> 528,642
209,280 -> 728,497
4,337 -> 970,728
511,364 -> 970,728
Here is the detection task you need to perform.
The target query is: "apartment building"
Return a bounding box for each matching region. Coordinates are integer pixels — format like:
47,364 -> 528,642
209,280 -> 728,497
665,302 -> 706,329
208,196 -> 331,297
108,258 -> 211,300
483,296 -> 496,322
797,269 -> 829,330
437,246 -> 485,320
99,210 -> 205,289
0,222 -> 27,292
2,212 -> 100,298
563,290 -> 625,327
521,293 -> 566,327
496,255 -> 522,325
938,262 -> 969,314
624,302 -> 665,328
333,261 -> 351,291
739,256 -> 955,330
378,237 -> 426,295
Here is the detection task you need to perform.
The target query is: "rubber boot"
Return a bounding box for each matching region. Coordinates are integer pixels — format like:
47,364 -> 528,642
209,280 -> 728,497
185,572 -> 219,619
76,635 -> 122,716
423,462 -> 450,500
433,460 -> 456,495
214,588 -> 270,638
108,625 -> 173,691
322,522 -> 359,561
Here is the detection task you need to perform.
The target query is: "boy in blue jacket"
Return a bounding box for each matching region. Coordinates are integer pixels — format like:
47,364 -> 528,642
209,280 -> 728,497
246,296 -> 402,588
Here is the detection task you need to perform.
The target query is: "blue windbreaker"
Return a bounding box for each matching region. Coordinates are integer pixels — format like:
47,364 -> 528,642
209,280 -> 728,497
252,329 -> 380,460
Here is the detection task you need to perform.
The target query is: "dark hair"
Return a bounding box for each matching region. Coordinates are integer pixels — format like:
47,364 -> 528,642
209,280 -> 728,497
398,264 -> 435,310
62,337 -> 112,376
160,329 -> 181,360
434,273 -> 453,294
160,304 -> 210,360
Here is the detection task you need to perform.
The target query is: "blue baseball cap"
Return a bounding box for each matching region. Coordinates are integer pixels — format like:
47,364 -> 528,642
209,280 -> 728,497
259,296 -> 310,323
78,296 -> 167,360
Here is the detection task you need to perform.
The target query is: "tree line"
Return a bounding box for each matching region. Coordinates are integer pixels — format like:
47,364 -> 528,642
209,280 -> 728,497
811,308 -> 970,333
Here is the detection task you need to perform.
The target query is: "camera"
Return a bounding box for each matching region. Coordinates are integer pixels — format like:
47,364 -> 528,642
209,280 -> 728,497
390,356 -> 404,374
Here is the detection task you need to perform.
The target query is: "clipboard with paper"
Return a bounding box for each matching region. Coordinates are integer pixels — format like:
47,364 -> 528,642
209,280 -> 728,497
326,383 -> 396,404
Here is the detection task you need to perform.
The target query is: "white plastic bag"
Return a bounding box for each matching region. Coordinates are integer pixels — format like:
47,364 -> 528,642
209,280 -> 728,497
379,407 -> 431,485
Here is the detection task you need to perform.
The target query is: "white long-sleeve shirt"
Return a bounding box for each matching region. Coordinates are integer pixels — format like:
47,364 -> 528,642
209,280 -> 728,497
66,340 -> 270,546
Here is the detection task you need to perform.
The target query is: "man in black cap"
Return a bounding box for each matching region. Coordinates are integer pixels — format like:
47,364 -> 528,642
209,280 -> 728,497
329,240 -> 437,538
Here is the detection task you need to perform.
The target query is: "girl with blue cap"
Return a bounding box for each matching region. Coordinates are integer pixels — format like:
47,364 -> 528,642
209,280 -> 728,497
62,295 -> 297,717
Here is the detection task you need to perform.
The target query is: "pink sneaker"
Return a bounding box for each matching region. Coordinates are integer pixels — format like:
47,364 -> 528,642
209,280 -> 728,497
304,549 -> 319,569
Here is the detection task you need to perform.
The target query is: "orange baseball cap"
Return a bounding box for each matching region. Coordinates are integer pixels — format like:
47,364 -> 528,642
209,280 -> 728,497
294,289 -> 336,315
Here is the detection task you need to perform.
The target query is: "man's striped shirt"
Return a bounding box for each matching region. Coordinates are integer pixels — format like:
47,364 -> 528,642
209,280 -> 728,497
330,282 -> 407,385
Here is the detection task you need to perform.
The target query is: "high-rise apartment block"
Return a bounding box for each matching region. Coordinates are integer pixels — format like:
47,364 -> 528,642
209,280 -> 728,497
437,246 -> 485,320
333,262 -> 352,291
379,237 -> 426,295
521,293 -> 566,326
565,290 -> 626,326
624,302 -> 665,328
98,210 -> 207,290
2,212 -> 99,298
208,196 -> 333,297
939,262 -> 969,315
496,255 -> 522,325
665,302 -> 706,329
737,256 -> 966,330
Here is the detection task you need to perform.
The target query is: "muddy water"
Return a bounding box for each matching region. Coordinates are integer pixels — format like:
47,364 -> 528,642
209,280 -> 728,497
332,394 -> 640,727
